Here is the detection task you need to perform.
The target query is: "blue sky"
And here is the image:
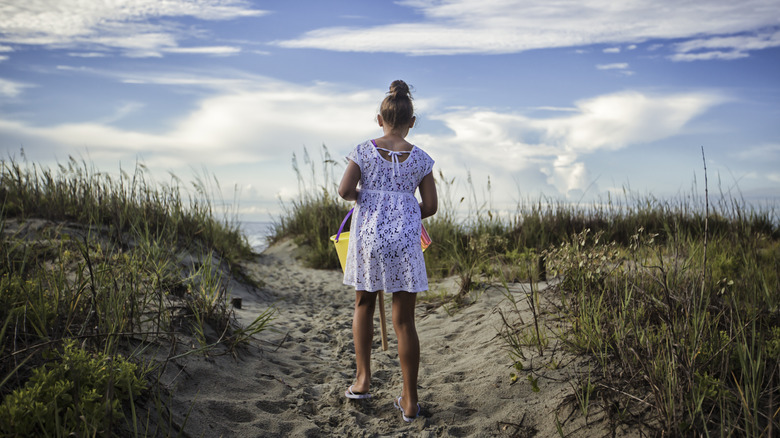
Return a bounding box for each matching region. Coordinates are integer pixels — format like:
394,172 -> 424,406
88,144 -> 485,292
1,0 -> 779,221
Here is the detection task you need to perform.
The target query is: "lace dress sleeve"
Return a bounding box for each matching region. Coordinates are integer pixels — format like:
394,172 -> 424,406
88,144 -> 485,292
347,143 -> 363,170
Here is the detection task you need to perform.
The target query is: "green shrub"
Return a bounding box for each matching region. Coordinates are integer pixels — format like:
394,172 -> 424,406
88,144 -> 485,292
0,340 -> 146,436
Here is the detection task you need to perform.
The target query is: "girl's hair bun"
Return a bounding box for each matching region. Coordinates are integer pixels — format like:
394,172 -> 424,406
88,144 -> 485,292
388,80 -> 411,100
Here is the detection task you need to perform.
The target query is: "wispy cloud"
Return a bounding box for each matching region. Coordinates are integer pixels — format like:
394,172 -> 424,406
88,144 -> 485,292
669,30 -> 780,61
596,63 -> 629,70
0,78 -> 33,97
51,63 -> 271,94
68,52 -> 107,58
0,0 -> 266,57
669,51 -> 750,62
596,63 -> 634,75
734,143 -> 780,161
0,44 -> 11,61
164,46 -> 242,55
96,102 -> 146,125
276,0 -> 780,57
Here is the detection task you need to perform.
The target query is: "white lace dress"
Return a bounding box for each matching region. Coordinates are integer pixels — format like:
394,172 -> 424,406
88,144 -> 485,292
343,140 -> 434,293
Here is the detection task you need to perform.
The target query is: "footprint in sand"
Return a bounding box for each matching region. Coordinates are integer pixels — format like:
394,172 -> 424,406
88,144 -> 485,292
207,401 -> 255,423
255,399 -> 287,415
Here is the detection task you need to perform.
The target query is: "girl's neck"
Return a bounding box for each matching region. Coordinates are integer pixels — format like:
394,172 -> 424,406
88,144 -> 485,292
375,132 -> 413,151
381,124 -> 409,137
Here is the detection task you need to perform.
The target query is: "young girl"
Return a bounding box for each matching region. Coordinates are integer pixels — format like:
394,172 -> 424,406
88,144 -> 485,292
337,80 -> 438,422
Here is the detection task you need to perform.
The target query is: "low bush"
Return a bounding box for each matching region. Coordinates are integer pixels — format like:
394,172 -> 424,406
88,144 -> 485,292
0,340 -> 146,436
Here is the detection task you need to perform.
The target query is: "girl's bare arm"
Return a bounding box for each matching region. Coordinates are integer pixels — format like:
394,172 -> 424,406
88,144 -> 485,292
418,172 -> 438,219
338,160 -> 362,202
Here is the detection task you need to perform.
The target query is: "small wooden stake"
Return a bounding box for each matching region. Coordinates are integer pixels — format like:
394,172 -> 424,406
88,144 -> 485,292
538,255 -> 547,281
378,292 -> 388,351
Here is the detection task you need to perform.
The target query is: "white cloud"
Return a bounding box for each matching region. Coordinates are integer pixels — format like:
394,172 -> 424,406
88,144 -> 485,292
603,47 -> 620,53
164,46 -> 242,55
669,30 -> 780,61
596,63 -> 634,75
669,51 -> 750,62
545,156 -> 588,196
0,44 -> 10,61
419,90 -> 725,195
276,0 -> 780,56
0,0 -> 266,56
0,78 -> 381,168
546,92 -> 725,152
97,102 -> 146,124
532,106 -> 578,113
50,64 -> 265,93
0,78 -> 33,97
596,63 -> 629,70
117,71 -> 259,91
674,30 -> 780,53
735,143 -> 780,161
68,52 -> 107,58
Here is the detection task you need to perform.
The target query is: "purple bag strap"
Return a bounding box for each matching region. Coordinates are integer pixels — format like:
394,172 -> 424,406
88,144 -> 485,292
335,208 -> 353,242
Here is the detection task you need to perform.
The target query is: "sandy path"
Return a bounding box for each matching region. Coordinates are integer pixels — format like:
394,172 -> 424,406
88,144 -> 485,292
161,240 -> 639,437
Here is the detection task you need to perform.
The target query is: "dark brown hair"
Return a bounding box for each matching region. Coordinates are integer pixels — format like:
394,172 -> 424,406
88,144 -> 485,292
380,80 -> 414,128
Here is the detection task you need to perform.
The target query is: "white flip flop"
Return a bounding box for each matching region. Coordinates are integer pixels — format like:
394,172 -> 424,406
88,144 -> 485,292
345,385 -> 372,400
395,396 -> 421,422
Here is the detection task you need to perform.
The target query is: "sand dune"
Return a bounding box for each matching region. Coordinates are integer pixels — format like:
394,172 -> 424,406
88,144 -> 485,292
160,239 -> 643,437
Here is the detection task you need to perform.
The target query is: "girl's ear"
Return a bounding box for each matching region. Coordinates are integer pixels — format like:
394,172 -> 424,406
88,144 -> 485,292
377,114 -> 384,127
409,116 -> 416,129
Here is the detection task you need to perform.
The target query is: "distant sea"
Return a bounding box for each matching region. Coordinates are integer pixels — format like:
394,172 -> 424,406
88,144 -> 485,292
239,221 -> 275,254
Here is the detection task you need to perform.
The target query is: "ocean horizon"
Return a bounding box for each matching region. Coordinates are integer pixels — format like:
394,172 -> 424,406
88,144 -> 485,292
239,220 -> 275,254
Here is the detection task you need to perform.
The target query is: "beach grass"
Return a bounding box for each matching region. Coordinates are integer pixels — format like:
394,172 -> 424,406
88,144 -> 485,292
271,149 -> 779,435
533,222 -> 779,435
0,154 -> 272,436
270,145 -> 352,269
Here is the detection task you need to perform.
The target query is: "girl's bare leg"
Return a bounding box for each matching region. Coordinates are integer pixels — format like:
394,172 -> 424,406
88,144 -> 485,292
352,290 -> 377,393
392,291 -> 419,416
